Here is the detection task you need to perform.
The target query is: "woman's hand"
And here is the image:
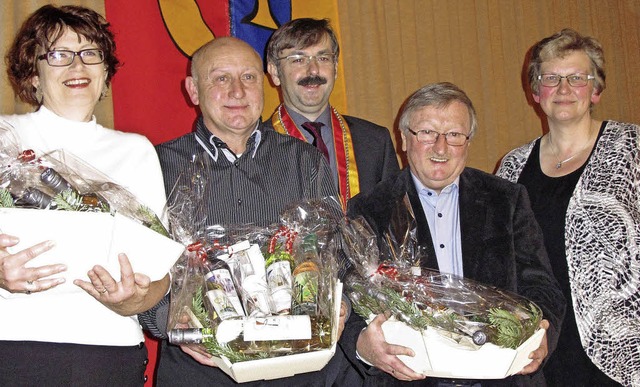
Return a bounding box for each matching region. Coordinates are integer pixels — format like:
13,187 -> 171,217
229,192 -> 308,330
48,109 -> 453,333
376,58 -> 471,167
74,253 -> 170,316
0,234 -> 66,294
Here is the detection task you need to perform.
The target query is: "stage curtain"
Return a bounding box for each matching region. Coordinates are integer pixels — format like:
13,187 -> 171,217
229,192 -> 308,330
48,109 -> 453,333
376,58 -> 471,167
338,0 -> 640,171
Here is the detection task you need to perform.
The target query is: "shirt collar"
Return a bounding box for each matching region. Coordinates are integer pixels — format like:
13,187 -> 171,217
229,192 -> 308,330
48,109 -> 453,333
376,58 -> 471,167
410,170 -> 460,197
195,117 -> 261,161
287,105 -> 332,129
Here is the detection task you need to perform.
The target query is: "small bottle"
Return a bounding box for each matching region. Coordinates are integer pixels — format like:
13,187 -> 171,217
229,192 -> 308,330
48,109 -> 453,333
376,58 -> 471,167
40,167 -> 107,210
292,234 -> 321,316
242,275 -> 272,317
265,252 -> 293,315
204,256 -> 245,318
168,327 -> 215,344
20,187 -> 56,209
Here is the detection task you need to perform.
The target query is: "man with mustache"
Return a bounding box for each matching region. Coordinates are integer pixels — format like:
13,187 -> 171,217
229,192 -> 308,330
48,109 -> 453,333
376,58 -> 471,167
265,18 -> 400,208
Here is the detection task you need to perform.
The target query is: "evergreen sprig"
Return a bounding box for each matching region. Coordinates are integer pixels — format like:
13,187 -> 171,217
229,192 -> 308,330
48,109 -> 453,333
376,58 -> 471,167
488,302 -> 542,349
191,286 -> 209,324
191,287 -> 266,363
137,205 -> 170,237
0,188 -> 14,208
349,281 -> 541,350
488,308 -> 525,348
53,190 -> 108,212
349,282 -> 457,332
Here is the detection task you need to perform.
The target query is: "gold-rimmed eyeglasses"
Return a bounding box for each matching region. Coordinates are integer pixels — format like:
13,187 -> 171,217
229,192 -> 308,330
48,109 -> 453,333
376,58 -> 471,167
407,128 -> 470,146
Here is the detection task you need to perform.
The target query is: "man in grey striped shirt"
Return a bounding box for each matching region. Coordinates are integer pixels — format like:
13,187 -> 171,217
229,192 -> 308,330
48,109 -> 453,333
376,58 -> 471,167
140,37 -> 358,386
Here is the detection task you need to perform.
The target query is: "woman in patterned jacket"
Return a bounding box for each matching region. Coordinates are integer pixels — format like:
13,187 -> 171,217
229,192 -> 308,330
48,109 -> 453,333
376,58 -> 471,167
497,28 -> 638,386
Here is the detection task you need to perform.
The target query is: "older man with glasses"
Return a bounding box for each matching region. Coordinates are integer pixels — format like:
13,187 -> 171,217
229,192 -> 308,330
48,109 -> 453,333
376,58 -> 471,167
342,82 -> 565,386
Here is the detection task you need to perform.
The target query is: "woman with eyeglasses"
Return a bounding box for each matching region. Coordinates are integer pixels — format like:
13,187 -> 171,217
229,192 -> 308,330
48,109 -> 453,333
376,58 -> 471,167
497,29 -> 638,386
0,5 -> 168,385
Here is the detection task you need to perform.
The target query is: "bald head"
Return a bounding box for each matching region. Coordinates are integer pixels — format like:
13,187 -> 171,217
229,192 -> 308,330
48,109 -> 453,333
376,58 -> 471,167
191,37 -> 262,81
185,37 -> 265,153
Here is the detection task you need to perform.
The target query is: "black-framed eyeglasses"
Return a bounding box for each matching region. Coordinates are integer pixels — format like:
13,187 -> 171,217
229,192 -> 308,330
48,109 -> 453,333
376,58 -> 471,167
276,53 -> 336,67
407,128 -> 470,146
37,49 -> 104,67
538,73 -> 595,87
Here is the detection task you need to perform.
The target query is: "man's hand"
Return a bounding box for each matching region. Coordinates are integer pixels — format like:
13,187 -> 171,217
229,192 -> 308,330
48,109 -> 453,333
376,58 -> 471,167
172,317 -> 219,367
180,344 -> 219,367
356,313 -> 425,381
519,319 -> 550,375
336,300 -> 347,339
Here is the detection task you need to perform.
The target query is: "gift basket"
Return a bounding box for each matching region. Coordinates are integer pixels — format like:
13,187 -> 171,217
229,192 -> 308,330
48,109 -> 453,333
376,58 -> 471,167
164,161 -> 343,382
0,121 -> 184,296
340,195 -> 545,379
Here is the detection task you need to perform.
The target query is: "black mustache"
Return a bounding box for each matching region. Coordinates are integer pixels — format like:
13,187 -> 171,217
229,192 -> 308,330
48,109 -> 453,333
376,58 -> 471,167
298,76 -> 327,87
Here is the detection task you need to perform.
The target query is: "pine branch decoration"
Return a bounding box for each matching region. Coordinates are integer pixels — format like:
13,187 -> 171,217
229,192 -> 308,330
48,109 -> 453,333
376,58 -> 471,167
137,205 -> 170,237
488,308 -> 524,349
191,286 -> 209,324
53,190 -> 84,211
349,280 -> 541,349
191,287 -> 266,363
0,188 -> 14,208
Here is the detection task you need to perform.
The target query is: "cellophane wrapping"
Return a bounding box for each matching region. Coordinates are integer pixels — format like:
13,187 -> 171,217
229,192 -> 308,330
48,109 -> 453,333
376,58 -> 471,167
340,194 -> 542,351
0,120 -> 168,235
164,153 -> 342,363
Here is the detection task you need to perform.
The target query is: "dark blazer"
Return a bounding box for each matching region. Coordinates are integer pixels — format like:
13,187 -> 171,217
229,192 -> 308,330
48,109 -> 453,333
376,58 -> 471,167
263,113 -> 400,194
342,168 -> 566,386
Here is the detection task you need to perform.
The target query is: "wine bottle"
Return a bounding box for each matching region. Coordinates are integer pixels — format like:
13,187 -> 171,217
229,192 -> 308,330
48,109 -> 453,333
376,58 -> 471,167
39,167 -> 108,210
168,327 -> 215,344
292,234 -> 321,316
265,251 -> 294,315
19,187 -> 56,209
204,255 -> 245,319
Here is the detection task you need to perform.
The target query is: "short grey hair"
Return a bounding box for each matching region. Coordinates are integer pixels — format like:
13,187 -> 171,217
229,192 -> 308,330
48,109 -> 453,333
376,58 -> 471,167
398,82 -> 477,138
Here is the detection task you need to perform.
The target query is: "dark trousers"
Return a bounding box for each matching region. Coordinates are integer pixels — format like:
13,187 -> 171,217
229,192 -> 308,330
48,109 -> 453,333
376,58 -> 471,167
0,340 -> 148,386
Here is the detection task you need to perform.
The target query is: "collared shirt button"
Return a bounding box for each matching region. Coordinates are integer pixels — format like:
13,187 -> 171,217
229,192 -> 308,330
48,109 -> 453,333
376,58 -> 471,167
437,213 -> 443,218
439,244 -> 445,248
237,198 -> 242,205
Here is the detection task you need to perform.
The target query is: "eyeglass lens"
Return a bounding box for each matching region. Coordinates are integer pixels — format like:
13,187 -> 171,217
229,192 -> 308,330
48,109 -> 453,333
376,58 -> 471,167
412,130 -> 468,146
282,54 -> 335,66
539,74 -> 592,87
42,50 -> 104,66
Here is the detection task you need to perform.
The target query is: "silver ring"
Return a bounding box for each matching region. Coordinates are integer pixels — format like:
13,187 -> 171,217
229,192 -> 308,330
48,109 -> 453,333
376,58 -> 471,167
26,280 -> 34,294
99,288 -> 108,294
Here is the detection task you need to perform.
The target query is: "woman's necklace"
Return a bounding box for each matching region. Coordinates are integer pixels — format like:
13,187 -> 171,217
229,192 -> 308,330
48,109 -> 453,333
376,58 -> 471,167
547,124 -> 594,169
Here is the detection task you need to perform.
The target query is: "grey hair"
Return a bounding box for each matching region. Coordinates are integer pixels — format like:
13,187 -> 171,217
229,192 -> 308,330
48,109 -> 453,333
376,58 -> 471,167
398,82 -> 478,138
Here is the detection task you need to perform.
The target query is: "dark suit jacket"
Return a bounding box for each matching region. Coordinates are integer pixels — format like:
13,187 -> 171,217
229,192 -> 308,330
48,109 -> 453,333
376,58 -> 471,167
263,113 -> 400,194
342,168 -> 566,386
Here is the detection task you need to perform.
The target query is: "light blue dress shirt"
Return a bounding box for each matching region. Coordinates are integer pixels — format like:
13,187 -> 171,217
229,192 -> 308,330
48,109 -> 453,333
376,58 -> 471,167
411,172 -> 463,276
